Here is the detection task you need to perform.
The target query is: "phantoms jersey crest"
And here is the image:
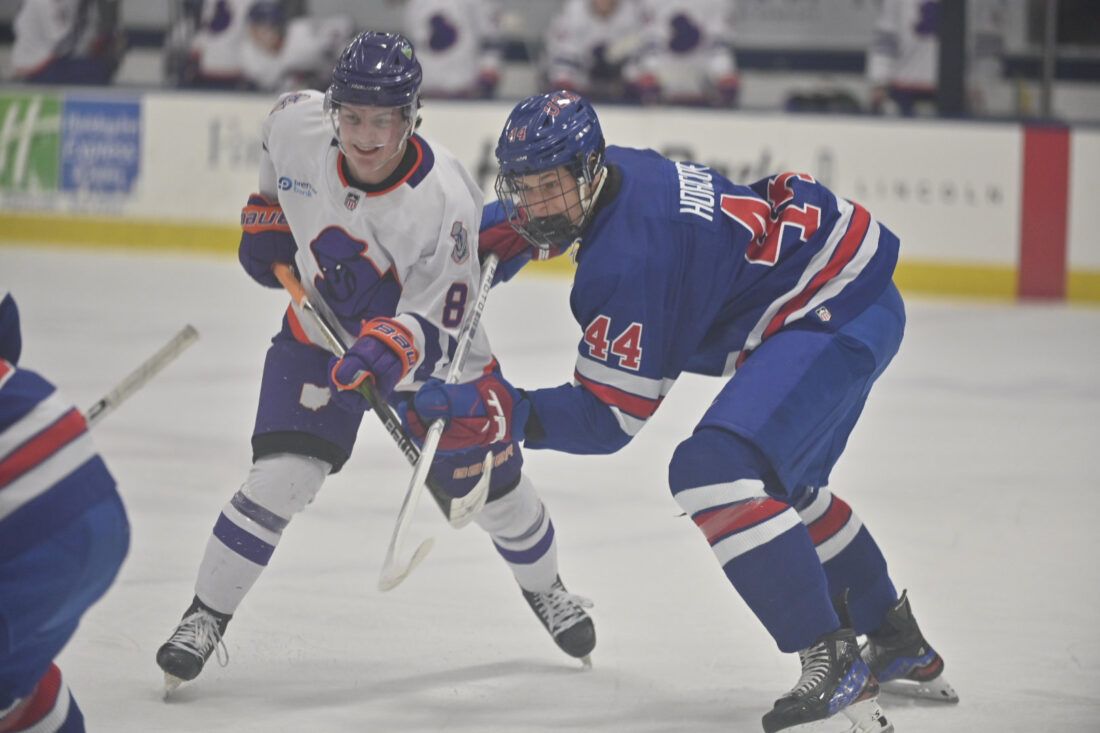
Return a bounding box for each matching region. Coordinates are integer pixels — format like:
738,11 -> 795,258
259,90 -> 493,388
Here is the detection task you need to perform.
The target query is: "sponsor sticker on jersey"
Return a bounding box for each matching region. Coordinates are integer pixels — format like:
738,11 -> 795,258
450,220 -> 469,264
278,176 -> 316,197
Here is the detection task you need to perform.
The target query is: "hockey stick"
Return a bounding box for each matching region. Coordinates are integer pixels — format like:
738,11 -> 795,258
84,324 -> 199,427
378,253 -> 499,591
271,264 -> 492,530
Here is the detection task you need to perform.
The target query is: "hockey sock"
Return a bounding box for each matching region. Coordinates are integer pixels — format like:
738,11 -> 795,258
194,454 -> 329,614
670,428 -> 839,652
474,473 -> 559,591
793,486 -> 898,635
0,664 -> 84,733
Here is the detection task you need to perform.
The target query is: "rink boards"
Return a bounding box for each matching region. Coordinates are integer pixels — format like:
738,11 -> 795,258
0,88 -> 1097,303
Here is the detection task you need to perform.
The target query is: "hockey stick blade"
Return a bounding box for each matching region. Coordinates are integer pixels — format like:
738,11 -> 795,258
84,324 -> 199,428
377,536 -> 435,592
446,450 -> 494,528
377,255 -> 499,591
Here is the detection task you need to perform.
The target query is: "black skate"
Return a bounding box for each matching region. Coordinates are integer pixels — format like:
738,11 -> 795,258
862,590 -> 958,703
762,628 -> 893,733
156,596 -> 232,697
522,576 -> 596,666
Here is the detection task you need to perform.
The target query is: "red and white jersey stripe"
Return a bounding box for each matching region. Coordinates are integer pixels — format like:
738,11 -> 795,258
0,360 -> 96,523
674,478 -> 802,565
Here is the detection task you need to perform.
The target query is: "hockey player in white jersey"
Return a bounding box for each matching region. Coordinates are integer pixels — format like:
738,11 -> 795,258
542,0 -> 649,103
402,0 -> 503,99
239,1 -> 354,93
867,0 -> 1007,116
634,0 -> 740,107
10,0 -> 124,84
155,31 -> 595,694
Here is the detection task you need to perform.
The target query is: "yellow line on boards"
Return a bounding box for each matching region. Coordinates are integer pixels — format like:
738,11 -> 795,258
2,213 -> 1097,303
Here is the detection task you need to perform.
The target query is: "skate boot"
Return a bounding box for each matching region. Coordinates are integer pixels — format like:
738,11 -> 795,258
522,576 -> 596,666
862,590 -> 958,703
762,628 -> 893,733
156,596 -> 232,697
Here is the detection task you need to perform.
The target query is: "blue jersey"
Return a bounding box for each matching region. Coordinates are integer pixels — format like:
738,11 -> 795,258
0,359 -> 119,561
501,146 -> 899,454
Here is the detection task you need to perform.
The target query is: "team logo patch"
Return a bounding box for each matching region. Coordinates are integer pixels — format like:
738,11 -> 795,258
815,306 -> 832,322
269,92 -> 308,114
344,192 -> 360,211
450,221 -> 469,264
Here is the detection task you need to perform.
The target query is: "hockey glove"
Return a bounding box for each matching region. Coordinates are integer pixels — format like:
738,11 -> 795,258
328,318 -> 418,412
239,193 -> 297,288
403,372 -> 530,453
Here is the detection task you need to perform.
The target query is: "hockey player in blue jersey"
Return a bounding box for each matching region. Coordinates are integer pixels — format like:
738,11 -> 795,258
0,292 -> 130,733
405,91 -> 957,732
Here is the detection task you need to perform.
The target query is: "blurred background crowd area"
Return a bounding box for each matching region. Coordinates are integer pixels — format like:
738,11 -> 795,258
0,0 -> 1098,122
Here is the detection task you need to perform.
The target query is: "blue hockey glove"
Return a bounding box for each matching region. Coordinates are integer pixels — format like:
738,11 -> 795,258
403,372 -> 529,452
328,318 -> 418,412
239,193 -> 297,288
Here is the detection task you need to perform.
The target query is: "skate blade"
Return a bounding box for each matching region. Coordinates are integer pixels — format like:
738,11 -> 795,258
881,675 -> 959,703
579,654 -> 593,669
842,698 -> 894,733
162,673 -> 184,700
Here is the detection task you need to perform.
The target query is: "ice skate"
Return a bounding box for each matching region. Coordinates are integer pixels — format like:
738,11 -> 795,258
522,576 -> 596,666
156,596 -> 232,697
762,627 -> 893,733
862,590 -> 958,703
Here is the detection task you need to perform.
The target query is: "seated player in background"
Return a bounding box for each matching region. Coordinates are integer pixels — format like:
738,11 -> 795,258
0,291 -> 130,733
634,0 -> 740,107
407,91 -> 959,733
155,32 -> 595,696
542,0 -> 650,104
402,0 -> 504,99
240,1 -> 354,93
9,0 -> 125,85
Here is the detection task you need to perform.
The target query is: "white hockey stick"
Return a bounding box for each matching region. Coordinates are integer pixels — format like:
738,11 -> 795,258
271,264 -> 493,530
84,324 -> 199,427
378,254 -> 501,591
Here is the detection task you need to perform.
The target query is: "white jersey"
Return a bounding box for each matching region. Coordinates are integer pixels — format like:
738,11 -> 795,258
866,0 -> 940,90
543,0 -> 647,91
260,91 -> 493,389
635,0 -> 738,101
11,0 -> 104,77
867,0 -> 1006,91
403,0 -> 502,97
241,15 -> 353,92
190,0 -> 251,79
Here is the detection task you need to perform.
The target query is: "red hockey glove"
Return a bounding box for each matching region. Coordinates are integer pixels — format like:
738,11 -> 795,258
402,372 -> 530,453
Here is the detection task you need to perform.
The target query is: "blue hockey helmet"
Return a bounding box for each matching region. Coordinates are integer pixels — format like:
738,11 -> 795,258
326,31 -> 422,112
494,91 -> 607,251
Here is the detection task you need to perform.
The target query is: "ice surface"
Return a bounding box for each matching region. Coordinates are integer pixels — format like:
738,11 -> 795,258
2,245 -> 1098,732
